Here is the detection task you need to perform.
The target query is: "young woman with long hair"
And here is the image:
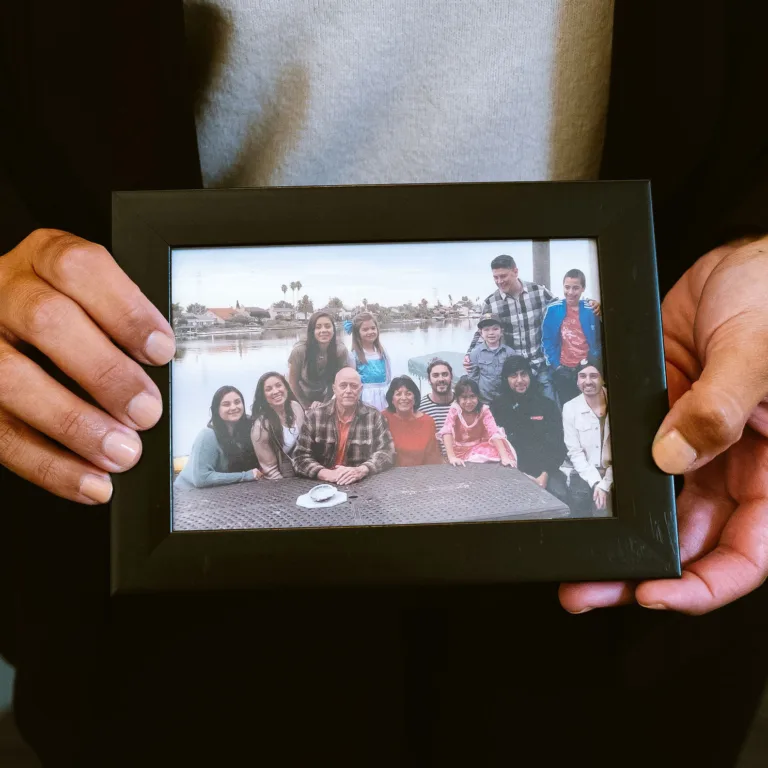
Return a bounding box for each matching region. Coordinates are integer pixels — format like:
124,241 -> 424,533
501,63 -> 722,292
288,310 -> 350,409
250,372 -> 305,479
174,385 -> 261,490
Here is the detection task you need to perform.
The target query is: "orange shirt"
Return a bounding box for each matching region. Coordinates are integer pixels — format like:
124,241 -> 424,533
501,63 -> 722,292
560,304 -> 590,367
334,414 -> 353,466
382,410 -> 443,467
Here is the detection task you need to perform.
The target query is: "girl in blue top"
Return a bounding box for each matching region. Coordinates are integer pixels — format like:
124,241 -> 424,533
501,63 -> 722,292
346,312 -> 392,412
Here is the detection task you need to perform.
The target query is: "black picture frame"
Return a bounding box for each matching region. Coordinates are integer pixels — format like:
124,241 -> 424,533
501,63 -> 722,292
110,181 -> 679,594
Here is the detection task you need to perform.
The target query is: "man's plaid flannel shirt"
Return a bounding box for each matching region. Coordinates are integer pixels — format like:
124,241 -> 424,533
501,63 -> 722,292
467,281 -> 556,372
293,398 -> 395,479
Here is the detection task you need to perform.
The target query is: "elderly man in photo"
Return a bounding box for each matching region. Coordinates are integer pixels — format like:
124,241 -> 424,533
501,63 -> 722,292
464,255 -> 599,402
293,368 -> 395,485
562,357 -> 612,517
542,269 -> 602,406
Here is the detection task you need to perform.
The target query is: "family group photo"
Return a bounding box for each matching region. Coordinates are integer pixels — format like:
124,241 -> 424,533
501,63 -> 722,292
170,238 -> 612,531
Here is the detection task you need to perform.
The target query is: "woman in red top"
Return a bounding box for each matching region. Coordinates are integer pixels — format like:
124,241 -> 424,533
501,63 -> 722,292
382,376 -> 443,467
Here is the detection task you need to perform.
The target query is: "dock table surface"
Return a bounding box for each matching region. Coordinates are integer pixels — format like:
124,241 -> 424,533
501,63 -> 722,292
173,464 -> 571,531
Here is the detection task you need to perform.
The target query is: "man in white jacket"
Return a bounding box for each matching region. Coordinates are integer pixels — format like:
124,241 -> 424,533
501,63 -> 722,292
562,357 -> 612,517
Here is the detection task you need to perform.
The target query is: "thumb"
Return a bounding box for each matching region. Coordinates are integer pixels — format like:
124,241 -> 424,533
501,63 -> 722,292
653,334 -> 768,474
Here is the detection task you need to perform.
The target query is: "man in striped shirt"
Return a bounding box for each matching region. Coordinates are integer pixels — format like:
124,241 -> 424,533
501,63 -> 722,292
463,254 -> 598,403
418,358 -> 454,437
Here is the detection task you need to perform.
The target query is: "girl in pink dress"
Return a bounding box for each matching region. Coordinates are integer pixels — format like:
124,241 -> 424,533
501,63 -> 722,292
439,377 -> 517,467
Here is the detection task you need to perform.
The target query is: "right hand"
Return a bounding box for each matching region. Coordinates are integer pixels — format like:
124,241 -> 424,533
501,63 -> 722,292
0,230 -> 176,504
463,355 -> 471,373
448,456 -> 465,467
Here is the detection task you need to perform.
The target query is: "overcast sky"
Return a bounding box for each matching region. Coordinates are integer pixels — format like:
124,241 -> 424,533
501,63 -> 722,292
172,239 -> 600,310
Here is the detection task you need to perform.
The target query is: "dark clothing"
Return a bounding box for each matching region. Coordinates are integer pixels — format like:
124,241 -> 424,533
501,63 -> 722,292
491,391 -> 566,478
552,364 -> 582,407
568,472 -> 612,518
2,2 -> 768,766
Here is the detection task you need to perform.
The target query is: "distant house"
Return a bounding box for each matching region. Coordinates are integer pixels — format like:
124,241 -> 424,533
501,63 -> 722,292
295,310 -> 312,321
319,305 -> 354,321
269,304 -> 295,320
175,313 -> 216,334
205,307 -> 247,324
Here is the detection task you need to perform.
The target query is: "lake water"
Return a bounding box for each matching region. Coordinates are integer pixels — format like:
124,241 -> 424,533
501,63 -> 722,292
172,320 -> 477,457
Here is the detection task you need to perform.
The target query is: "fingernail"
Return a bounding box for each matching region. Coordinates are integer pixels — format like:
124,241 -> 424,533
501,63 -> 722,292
127,392 -> 163,429
145,331 -> 176,365
569,607 -> 594,615
639,602 -> 667,611
103,430 -> 142,468
652,429 -> 697,474
80,474 -> 113,504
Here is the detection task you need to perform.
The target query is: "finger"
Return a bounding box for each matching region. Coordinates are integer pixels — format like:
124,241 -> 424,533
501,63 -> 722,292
635,498 -> 768,615
0,408 -> 112,505
674,467 -> 734,567
0,338 -> 142,472
23,230 -> 175,365
0,272 -> 163,431
559,581 -> 636,613
653,246 -> 768,474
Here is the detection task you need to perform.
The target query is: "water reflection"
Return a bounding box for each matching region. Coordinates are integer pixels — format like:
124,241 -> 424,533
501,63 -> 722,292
172,320 -> 477,457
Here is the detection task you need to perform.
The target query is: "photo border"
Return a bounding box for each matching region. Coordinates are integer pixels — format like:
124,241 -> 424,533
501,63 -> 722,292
110,181 -> 679,594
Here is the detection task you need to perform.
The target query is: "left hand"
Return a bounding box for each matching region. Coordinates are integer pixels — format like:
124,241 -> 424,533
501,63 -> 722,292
500,453 -> 516,468
336,465 -> 368,486
588,299 -> 601,317
560,237 -> 768,615
592,486 -> 608,510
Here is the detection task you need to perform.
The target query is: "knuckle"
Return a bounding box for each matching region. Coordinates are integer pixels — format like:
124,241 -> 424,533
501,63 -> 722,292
34,454 -> 62,489
21,287 -> 72,337
47,237 -> 110,285
0,346 -> 21,402
689,393 -> 742,447
55,407 -> 98,442
0,415 -> 24,462
89,357 -> 125,390
113,302 -> 150,340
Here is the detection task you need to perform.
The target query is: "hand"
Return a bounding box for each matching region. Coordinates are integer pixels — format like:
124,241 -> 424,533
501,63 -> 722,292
252,468 -> 262,480
336,465 -> 368,485
535,471 -> 548,488
463,355 -> 471,374
592,485 -> 608,510
317,468 -> 339,483
310,401 -> 323,410
448,456 -> 465,467
500,453 -> 516,468
0,230 -> 175,504
560,238 -> 768,615
588,299 -> 601,317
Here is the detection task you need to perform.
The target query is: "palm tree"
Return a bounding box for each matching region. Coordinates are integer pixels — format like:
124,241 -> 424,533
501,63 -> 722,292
295,280 -> 303,302
290,281 -> 297,305
448,294 -> 453,307
362,298 -> 368,309
281,284 -> 288,303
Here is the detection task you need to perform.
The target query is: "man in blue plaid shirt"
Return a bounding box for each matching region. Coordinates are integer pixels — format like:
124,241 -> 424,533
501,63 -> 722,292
463,254 -> 598,402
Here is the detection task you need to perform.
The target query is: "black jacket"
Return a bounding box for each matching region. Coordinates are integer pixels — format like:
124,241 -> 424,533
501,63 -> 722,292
1,2 -> 767,766
491,389 -> 565,477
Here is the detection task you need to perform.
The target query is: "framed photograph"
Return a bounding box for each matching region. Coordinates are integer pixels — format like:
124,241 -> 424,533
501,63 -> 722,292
111,181 -> 679,593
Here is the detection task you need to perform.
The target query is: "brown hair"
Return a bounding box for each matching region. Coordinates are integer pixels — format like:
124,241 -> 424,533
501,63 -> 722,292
350,312 -> 388,366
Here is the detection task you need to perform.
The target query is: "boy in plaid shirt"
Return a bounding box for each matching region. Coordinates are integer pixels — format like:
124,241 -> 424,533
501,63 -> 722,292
294,368 -> 395,484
